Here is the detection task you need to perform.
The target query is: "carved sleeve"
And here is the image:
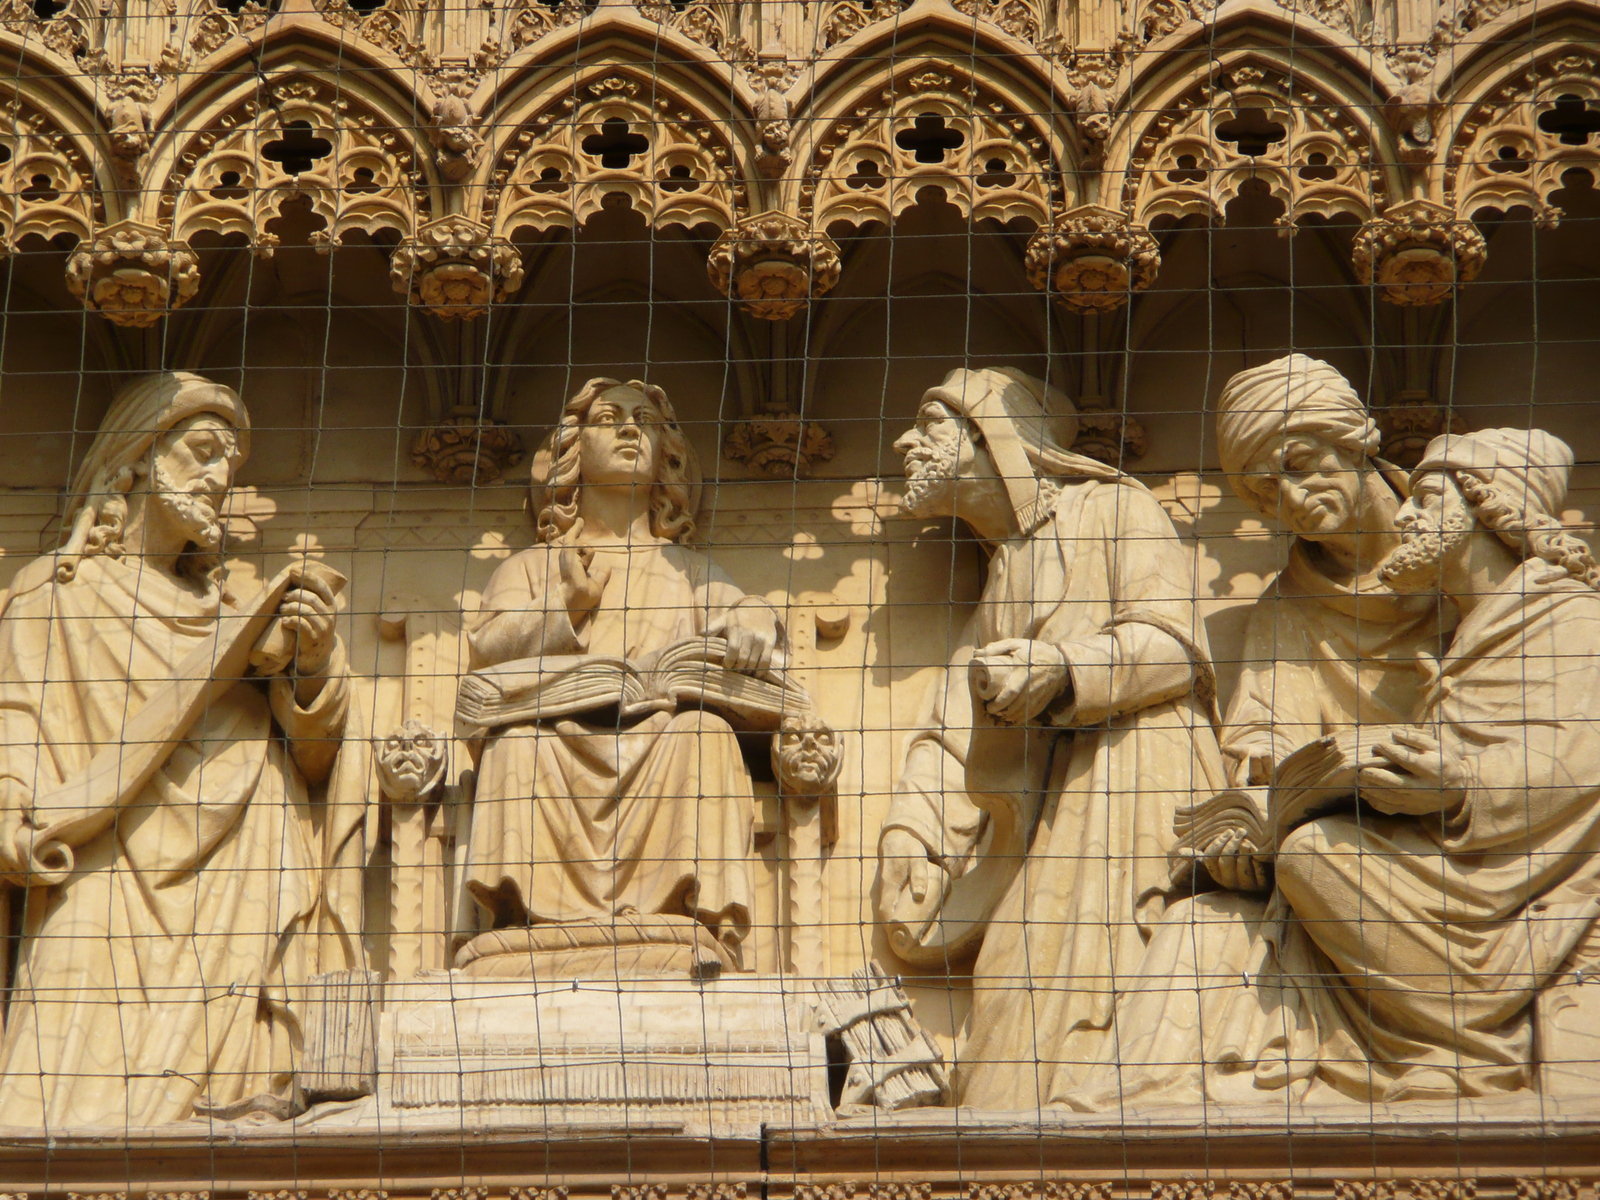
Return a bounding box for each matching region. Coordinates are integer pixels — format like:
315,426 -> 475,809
467,545 -> 582,667
1048,485 -> 1206,728
1442,613 -> 1600,854
0,595 -> 54,878
270,639 -> 352,787
883,637 -> 988,875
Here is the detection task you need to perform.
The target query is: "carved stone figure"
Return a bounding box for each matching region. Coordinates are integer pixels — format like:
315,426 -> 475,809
1213,354 -> 1452,787
457,378 -> 783,974
375,718 -> 447,803
772,712 -> 843,797
876,366 -> 1226,1107
1067,427 -> 1600,1108
0,372 -> 369,1127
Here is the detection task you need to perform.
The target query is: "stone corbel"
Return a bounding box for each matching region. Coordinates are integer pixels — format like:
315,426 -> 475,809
1372,301 -> 1469,467
723,416 -> 836,478
707,211 -> 842,320
1025,203 -> 1161,313
1352,198 -> 1488,307
391,214 -> 526,321
411,407 -> 526,485
65,220 -> 201,327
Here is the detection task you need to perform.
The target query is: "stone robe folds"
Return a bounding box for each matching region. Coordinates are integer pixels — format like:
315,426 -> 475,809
0,555 -> 360,1128
886,479 -> 1226,1108
463,539 -> 759,944
1069,559 -> 1600,1108
1222,542 -> 1451,782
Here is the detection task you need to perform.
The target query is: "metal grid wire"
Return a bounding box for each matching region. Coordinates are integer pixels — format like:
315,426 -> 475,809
0,0 -> 1594,1193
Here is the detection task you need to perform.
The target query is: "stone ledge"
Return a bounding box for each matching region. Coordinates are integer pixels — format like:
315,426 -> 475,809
5,1105 -> 1600,1192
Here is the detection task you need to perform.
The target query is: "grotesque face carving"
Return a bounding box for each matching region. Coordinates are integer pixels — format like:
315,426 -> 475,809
893,400 -> 978,519
147,412 -> 239,552
578,385 -> 662,489
375,719 -> 448,803
1240,431 -> 1366,543
773,714 -> 843,797
1380,470 -> 1473,594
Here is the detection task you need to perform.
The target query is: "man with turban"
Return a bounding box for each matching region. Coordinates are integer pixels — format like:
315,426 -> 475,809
1068,426 -> 1600,1107
1213,353 -> 1451,789
0,372 -> 368,1127
876,366 -> 1226,1107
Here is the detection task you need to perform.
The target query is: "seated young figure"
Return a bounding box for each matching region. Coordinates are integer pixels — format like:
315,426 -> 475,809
459,378 -> 781,974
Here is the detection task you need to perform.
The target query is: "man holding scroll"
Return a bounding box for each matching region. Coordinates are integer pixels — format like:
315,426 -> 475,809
0,372 -> 365,1127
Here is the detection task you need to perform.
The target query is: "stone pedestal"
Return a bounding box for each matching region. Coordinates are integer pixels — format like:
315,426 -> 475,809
375,974 -> 831,1135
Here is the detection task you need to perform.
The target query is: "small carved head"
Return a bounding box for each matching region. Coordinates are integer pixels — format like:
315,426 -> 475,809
532,378 -> 701,544
375,719 -> 447,802
772,713 -> 843,796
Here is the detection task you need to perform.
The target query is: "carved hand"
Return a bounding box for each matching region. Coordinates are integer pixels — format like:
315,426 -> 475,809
278,575 -> 337,677
970,638 -> 1072,725
1357,729 -> 1468,815
721,604 -> 779,675
1200,831 -> 1269,893
558,541 -> 611,628
879,826 -> 948,910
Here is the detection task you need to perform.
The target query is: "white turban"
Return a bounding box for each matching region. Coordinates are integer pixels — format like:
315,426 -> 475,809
1215,354 -> 1379,494
1412,427 -> 1573,521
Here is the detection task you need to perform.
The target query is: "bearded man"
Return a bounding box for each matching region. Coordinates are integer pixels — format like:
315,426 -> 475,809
0,372 -> 367,1128
876,366 -> 1226,1108
459,378 -> 779,970
1268,426 -> 1600,1100
1069,426 -> 1600,1109
1214,354 -> 1451,790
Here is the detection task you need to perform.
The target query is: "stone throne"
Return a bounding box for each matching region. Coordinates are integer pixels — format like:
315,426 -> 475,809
363,586 -> 856,1134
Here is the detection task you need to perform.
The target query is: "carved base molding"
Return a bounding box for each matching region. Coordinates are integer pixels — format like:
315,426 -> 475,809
2,1113 -> 1597,1195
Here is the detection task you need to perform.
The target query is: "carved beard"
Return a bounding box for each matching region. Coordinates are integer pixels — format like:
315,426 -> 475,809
150,460 -> 224,552
901,437 -> 960,516
1379,506 -> 1472,593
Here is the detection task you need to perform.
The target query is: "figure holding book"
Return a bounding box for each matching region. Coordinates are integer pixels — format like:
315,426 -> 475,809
0,372 -> 370,1128
459,378 -> 781,971
1068,427 -> 1600,1108
1212,354 -> 1451,795
875,366 -> 1226,1107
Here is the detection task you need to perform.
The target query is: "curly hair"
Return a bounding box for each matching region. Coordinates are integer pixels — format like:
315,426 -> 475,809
533,378 -> 699,545
1456,470 -> 1600,592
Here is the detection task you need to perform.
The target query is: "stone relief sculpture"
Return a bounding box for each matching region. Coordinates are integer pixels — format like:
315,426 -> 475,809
1212,354 -> 1453,788
1066,427 -> 1600,1109
0,371 -> 371,1127
876,365 -> 1227,1108
453,377 -> 801,979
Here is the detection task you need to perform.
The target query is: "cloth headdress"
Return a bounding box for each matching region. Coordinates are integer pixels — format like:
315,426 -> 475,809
1216,354 -> 1379,494
921,366 -> 1124,533
1412,427 -> 1573,520
56,371 -> 249,578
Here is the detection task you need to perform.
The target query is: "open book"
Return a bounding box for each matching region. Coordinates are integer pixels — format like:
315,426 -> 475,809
456,636 -> 813,732
1174,725 -> 1413,861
